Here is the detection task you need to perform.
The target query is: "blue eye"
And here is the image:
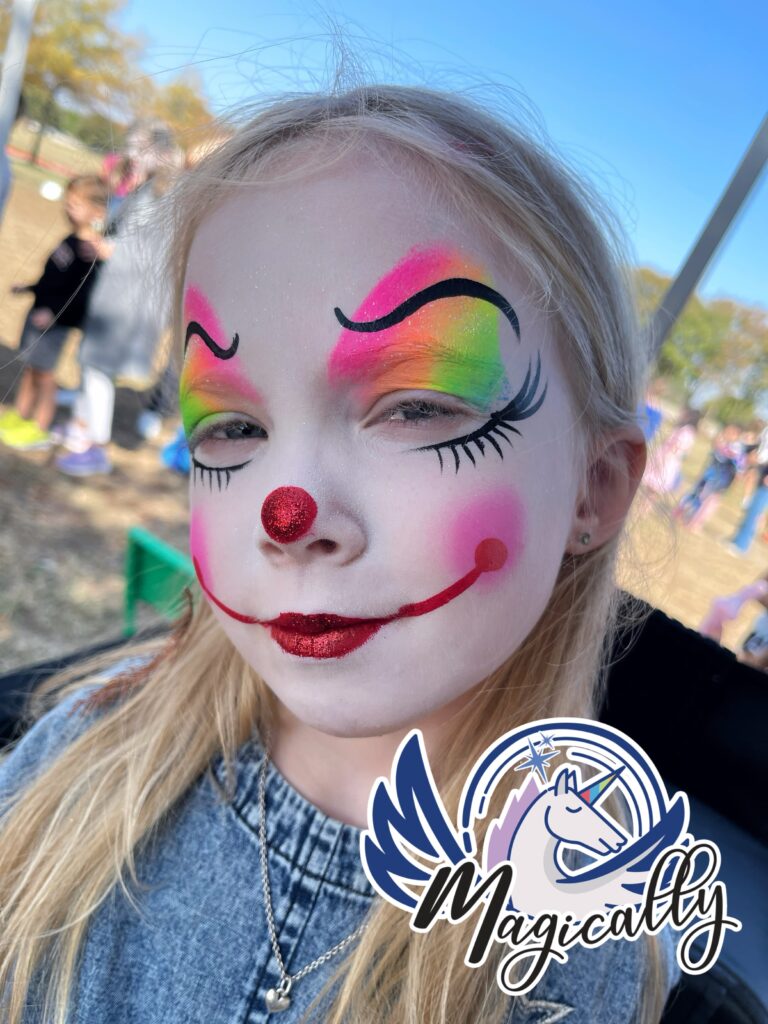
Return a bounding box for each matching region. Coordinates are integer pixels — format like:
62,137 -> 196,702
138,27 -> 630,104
415,353 -> 547,472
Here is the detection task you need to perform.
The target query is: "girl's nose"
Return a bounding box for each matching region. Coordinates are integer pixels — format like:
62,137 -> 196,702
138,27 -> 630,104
261,486 -> 318,543
258,484 -> 367,566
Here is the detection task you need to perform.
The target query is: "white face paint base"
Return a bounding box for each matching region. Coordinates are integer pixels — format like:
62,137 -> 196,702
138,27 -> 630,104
183,151 -> 583,740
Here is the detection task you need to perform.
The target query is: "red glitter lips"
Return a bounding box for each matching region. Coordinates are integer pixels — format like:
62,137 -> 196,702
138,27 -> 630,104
267,614 -> 384,659
193,537 -> 508,659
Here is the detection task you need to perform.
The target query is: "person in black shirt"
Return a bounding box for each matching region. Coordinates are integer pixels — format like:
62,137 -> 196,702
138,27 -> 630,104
0,175 -> 109,449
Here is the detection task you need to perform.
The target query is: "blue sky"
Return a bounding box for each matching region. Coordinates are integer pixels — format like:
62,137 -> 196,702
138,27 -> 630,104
120,0 -> 767,308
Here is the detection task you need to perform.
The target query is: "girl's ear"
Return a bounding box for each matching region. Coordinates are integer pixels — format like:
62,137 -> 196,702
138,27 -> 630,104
565,427 -> 647,554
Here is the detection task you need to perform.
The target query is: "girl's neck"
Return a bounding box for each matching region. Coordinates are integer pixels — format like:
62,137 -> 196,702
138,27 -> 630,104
269,690 -> 476,828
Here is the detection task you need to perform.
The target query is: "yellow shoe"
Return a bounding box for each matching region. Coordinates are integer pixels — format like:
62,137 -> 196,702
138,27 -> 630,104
0,409 -> 26,440
2,419 -> 51,450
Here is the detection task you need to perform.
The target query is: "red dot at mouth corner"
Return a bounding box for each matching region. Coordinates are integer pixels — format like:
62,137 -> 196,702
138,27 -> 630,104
474,538 -> 508,573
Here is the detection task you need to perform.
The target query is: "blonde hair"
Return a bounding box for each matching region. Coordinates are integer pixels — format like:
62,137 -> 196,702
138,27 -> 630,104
0,85 -> 664,1024
66,174 -> 109,212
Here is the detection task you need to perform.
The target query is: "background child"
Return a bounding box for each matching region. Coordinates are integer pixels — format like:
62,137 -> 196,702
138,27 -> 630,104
55,142 -> 180,477
0,87 -> 674,1024
0,175 -> 109,450
643,407 -> 701,497
675,423 -> 746,530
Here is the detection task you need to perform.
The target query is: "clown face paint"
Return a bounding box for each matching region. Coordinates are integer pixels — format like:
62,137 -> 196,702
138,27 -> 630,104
180,285 -> 263,438
328,245 -> 513,408
328,245 -> 547,473
183,151 -> 583,739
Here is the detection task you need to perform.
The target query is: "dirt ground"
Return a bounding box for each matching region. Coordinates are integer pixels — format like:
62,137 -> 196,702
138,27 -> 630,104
1,158 -> 767,675
0,158 -> 188,672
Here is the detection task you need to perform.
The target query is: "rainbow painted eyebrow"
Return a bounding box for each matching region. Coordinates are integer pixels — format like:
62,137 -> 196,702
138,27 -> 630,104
334,277 -> 520,340
330,252 -> 546,473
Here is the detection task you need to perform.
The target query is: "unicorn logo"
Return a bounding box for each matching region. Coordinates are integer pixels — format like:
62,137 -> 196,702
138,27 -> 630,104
485,761 -> 670,915
361,719 -> 739,994
362,720 -> 688,918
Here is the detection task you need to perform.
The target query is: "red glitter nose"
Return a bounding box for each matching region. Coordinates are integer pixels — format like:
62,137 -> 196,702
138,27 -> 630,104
261,486 -> 318,543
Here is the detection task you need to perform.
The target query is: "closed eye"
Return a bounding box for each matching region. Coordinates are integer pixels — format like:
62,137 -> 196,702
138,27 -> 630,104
380,397 -> 470,425
414,353 -> 547,472
565,805 -> 583,814
188,417 -> 266,489
191,458 -> 251,491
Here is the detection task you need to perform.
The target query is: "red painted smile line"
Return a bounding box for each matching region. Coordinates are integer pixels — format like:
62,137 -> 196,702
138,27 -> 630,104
193,537 -> 508,659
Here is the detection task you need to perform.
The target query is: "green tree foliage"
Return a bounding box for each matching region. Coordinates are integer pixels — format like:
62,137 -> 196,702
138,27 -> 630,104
135,72 -> 214,151
1,0 -> 140,160
635,266 -> 768,419
1,1 -> 215,158
707,395 -> 757,428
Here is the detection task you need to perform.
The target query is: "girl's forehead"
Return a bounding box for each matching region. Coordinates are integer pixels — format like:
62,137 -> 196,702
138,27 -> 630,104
182,155 -> 561,392
185,156 -> 502,312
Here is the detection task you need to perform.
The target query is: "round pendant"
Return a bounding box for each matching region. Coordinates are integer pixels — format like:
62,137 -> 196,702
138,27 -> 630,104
265,987 -> 291,1013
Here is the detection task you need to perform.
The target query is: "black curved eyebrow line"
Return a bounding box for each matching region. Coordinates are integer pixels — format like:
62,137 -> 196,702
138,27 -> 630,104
333,277 -> 520,340
184,319 -> 240,359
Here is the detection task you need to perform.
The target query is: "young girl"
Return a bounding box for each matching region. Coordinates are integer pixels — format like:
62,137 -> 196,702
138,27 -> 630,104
0,87 -> 673,1023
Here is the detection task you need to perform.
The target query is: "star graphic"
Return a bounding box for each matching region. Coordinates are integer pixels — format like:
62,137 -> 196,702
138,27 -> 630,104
514,737 -> 557,783
538,731 -> 555,752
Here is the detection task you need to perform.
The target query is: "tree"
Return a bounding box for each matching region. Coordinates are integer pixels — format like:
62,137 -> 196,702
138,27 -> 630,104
636,266 -> 768,419
134,72 -> 215,152
1,0 -> 141,162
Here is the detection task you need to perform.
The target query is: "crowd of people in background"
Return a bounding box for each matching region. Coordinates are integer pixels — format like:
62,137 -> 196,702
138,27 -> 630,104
643,403 -> 768,554
642,401 -> 768,669
0,118 -> 189,476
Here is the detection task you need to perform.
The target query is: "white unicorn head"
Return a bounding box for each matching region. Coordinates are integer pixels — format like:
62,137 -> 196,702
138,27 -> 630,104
544,766 -> 627,856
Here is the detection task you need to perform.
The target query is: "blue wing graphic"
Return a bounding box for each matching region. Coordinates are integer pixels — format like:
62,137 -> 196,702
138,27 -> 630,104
361,731 -> 465,909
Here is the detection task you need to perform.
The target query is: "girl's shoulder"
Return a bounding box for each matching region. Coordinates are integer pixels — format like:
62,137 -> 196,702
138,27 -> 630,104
0,659 -> 145,809
0,686 -> 98,804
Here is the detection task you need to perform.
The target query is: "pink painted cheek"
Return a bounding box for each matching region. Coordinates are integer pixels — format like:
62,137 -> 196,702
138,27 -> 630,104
445,489 -> 526,588
189,507 -> 212,587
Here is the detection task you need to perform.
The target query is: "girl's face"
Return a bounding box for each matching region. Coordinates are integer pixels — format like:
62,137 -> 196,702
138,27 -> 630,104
183,153 -> 584,736
65,189 -> 103,231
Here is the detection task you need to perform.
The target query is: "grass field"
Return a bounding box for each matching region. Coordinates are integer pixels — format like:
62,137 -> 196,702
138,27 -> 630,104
8,123 -> 104,181
0,151 -> 766,674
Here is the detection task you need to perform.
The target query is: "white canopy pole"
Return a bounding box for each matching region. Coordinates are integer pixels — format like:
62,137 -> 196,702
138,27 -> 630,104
0,0 -> 38,150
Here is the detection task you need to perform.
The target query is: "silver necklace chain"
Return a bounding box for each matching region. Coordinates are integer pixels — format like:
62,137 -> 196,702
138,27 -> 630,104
258,745 -> 367,1013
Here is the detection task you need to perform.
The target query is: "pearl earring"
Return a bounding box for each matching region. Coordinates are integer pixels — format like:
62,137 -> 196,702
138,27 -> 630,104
579,532 -> 591,546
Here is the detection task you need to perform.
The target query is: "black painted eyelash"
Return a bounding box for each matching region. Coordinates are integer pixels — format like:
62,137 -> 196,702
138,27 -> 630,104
415,353 -> 547,472
191,458 -> 251,491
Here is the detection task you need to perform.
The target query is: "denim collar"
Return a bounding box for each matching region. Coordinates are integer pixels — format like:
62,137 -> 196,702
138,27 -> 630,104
211,736 -> 375,899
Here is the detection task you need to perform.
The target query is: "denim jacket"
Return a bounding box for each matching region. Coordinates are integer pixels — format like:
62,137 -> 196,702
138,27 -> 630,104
0,686 -> 677,1023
